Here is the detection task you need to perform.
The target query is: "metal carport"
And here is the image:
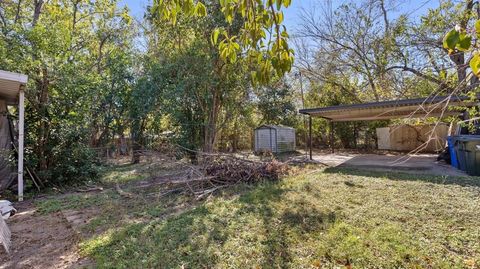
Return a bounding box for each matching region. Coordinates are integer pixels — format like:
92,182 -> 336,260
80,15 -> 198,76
299,95 -> 480,160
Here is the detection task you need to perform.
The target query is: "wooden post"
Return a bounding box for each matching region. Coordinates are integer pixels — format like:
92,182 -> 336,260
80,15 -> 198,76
330,121 -> 335,154
18,87 -> 24,201
309,116 -> 312,160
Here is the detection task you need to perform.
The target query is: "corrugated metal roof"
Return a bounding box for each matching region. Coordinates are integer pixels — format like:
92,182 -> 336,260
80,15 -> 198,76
299,95 -> 480,122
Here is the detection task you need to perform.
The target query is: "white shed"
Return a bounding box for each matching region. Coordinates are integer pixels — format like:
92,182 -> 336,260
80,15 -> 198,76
254,125 -> 296,153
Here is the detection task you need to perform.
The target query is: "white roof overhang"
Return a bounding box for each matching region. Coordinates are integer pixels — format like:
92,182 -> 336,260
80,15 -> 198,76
0,70 -> 28,105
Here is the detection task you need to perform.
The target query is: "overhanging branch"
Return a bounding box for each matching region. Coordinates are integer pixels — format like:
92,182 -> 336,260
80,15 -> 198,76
386,65 -> 451,90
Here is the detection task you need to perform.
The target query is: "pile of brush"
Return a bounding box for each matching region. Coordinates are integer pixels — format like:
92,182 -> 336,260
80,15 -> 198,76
142,153 -> 289,200
204,157 -> 287,184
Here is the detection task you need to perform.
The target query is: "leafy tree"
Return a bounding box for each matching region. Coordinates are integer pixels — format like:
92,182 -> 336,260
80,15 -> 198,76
151,0 -> 294,84
132,1 -> 291,158
130,0 -> 255,160
0,0 -> 135,185
255,78 -> 296,126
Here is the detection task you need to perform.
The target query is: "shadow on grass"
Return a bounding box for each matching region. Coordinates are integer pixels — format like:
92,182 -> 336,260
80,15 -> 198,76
81,205 -> 226,268
82,183 -> 287,268
78,166 -> 480,268
237,182 -> 293,267
82,180 -> 340,268
324,167 -> 480,188
237,182 -> 337,268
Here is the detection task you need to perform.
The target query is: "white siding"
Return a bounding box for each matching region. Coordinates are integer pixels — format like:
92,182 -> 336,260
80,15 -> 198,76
255,128 -> 274,152
255,126 -> 296,153
276,128 -> 295,152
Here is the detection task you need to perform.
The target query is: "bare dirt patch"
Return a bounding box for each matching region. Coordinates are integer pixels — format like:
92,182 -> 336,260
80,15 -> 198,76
0,201 -> 93,269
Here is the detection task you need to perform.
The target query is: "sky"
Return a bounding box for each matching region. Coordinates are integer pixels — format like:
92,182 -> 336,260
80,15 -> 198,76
120,0 -> 442,31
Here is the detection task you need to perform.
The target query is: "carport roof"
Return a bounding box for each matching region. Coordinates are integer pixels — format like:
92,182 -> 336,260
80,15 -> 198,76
299,95 -> 480,122
0,70 -> 28,105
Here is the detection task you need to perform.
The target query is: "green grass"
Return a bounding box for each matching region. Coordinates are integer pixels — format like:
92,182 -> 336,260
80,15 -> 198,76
77,168 -> 480,268
36,190 -> 121,214
35,162 -> 150,215
99,163 -> 149,185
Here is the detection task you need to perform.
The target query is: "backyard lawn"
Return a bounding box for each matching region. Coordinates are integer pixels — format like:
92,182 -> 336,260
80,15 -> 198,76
23,162 -> 479,268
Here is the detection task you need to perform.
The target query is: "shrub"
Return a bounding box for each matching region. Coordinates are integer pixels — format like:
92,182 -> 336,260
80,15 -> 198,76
38,142 -> 99,186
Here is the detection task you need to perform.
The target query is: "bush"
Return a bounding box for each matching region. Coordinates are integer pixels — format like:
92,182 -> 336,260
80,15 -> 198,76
39,143 -> 99,186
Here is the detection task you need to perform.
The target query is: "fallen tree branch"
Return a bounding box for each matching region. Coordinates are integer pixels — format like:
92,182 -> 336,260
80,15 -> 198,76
115,183 -> 135,199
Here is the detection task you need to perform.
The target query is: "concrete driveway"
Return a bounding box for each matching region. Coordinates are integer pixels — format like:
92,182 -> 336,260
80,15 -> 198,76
311,153 -> 466,177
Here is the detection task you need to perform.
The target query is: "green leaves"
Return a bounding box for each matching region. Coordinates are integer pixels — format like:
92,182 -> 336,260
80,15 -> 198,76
211,29 -> 221,45
457,32 -> 472,51
442,29 -> 471,53
194,2 -> 207,17
440,18 -> 480,80
271,0 -> 291,10
120,7 -> 132,25
475,20 -> 480,38
152,0 -> 294,85
152,0 -> 207,26
442,20 -> 480,77
443,29 -> 460,52
218,34 -> 240,63
470,53 -> 480,76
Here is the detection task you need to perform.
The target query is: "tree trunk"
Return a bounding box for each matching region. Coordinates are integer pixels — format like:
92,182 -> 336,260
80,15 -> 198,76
131,118 -> 144,164
36,67 -> 49,170
203,89 -> 221,153
89,121 -> 100,147
232,121 -> 239,152
449,0 -> 473,91
470,74 -> 480,89
449,52 -> 467,86
32,0 -> 44,26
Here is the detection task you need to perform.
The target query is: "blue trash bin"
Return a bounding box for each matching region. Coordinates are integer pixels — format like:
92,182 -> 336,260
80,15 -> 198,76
447,136 -> 459,168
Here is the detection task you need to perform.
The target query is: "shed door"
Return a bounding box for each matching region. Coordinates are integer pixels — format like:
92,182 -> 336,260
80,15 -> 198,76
276,128 -> 295,152
256,129 -> 273,152
376,127 -> 391,150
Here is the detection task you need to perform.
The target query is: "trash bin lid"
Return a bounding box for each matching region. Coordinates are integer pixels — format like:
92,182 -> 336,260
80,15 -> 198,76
456,135 -> 480,141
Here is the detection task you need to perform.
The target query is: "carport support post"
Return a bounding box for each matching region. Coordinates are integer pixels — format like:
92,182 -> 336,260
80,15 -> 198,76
18,87 -> 24,201
308,115 -> 312,160
330,121 -> 335,154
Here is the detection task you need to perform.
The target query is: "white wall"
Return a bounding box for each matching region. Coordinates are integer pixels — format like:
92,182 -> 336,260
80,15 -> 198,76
376,127 -> 391,150
255,128 -> 274,152
255,127 -> 296,153
276,128 -> 295,152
